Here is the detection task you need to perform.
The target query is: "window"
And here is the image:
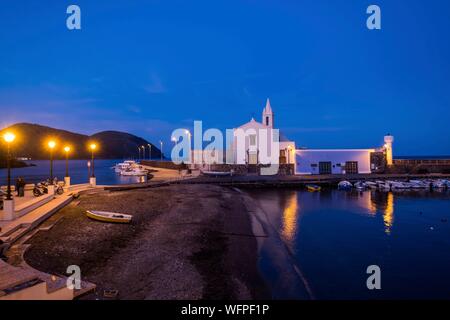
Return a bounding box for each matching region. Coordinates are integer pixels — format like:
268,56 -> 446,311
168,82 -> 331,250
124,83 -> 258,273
266,116 -> 269,126
319,162 -> 332,174
249,134 -> 256,146
345,161 -> 359,174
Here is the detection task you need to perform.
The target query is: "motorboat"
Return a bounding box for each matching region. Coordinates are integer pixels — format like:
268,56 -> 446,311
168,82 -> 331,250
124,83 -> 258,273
306,184 -> 321,192
354,181 -> 367,191
113,160 -> 137,173
120,166 -> 148,176
365,181 -> 378,189
338,181 -> 352,190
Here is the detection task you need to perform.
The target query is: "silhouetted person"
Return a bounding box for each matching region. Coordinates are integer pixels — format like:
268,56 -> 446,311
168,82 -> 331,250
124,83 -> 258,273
15,177 -> 26,197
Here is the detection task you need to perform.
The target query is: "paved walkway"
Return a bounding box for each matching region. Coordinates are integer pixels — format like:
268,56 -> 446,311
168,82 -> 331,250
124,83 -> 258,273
0,184 -> 96,243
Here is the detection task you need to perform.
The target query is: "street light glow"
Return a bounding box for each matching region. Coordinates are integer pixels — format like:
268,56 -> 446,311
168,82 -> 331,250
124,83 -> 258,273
48,140 -> 56,149
3,132 -> 15,143
64,146 -> 71,153
90,143 -> 97,150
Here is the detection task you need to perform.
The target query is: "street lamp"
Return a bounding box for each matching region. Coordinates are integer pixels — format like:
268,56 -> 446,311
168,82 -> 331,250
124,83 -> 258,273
64,146 -> 71,177
48,140 -> 56,181
3,132 -> 16,200
90,143 -> 97,177
138,146 -> 141,160
171,136 -> 177,146
185,130 -> 191,163
148,144 -> 152,160
141,145 -> 146,160
160,140 -> 163,161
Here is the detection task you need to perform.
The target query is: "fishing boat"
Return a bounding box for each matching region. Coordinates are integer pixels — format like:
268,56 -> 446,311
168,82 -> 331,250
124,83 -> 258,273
86,210 -> 132,223
306,184 -> 321,192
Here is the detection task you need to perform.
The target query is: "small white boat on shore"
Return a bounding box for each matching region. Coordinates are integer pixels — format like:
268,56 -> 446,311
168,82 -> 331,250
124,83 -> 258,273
86,210 -> 132,223
201,170 -> 233,177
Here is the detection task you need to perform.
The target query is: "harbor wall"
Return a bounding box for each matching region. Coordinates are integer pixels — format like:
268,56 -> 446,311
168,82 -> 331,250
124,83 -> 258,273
391,158 -> 450,174
141,160 -> 295,175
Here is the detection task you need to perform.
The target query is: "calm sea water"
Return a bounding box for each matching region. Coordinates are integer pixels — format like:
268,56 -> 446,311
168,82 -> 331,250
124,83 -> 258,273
247,189 -> 450,299
0,159 -> 142,185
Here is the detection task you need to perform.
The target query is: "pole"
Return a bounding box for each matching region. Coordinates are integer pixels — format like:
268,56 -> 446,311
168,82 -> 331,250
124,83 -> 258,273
91,150 -> 95,177
6,144 -> 12,200
65,152 -> 69,177
160,141 -> 163,161
50,148 -> 53,181
149,145 -> 151,160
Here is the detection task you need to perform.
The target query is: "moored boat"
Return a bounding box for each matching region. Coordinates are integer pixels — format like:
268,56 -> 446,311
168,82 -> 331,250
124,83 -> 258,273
338,180 -> 352,190
306,184 -> 321,192
86,210 -> 132,223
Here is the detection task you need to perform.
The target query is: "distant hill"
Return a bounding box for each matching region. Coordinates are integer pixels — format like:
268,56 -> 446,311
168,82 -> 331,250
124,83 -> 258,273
0,123 -> 161,161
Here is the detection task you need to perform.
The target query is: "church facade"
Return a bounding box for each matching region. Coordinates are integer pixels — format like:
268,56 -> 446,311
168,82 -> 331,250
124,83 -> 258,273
231,98 -> 296,166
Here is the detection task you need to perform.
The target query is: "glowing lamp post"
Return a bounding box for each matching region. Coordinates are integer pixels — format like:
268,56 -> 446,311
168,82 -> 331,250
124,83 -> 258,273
89,143 -> 97,187
48,140 -> 56,182
3,132 -> 15,201
141,145 -> 146,161
185,130 -> 191,163
64,146 -> 71,188
160,140 -> 163,161
148,144 -> 152,160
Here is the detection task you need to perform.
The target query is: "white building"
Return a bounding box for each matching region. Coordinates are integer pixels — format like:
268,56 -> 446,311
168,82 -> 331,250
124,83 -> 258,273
295,149 -> 375,175
232,98 -> 296,165
295,134 -> 394,175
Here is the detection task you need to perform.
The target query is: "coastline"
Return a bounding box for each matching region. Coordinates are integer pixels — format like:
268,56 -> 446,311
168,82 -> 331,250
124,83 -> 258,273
21,184 -> 269,299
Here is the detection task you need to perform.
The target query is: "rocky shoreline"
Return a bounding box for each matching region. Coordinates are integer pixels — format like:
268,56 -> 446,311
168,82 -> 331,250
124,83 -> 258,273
23,184 -> 269,299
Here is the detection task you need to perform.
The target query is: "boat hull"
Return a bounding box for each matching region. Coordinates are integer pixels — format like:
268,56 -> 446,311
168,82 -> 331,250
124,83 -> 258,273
86,210 -> 132,223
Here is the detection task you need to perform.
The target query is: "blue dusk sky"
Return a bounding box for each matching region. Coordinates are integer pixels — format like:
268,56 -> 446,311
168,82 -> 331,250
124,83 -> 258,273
0,0 -> 449,155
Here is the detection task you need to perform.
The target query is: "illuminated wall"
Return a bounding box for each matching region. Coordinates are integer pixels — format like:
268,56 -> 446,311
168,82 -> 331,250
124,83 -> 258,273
295,149 -> 375,175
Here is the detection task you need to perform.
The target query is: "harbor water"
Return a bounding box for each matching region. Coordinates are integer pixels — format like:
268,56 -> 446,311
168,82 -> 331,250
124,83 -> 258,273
247,188 -> 450,299
0,159 -> 142,186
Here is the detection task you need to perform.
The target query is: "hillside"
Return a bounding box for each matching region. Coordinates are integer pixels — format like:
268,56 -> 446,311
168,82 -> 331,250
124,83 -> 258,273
0,123 -> 161,161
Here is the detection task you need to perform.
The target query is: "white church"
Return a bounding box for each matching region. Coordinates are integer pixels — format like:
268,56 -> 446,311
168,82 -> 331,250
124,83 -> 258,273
229,98 -> 393,175
231,98 -> 296,166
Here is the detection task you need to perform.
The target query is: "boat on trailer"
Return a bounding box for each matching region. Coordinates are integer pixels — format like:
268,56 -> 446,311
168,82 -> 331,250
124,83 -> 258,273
86,210 -> 132,223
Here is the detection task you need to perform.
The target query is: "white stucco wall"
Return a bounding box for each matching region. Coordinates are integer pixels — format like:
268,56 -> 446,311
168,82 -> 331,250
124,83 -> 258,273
295,149 -> 375,175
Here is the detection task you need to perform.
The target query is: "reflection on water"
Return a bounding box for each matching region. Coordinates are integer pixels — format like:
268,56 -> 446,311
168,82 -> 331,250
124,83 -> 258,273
281,192 -> 298,243
383,193 -> 395,235
248,188 -> 450,299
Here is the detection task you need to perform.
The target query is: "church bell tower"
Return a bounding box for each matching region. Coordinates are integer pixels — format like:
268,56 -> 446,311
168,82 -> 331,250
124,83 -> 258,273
262,98 -> 274,128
